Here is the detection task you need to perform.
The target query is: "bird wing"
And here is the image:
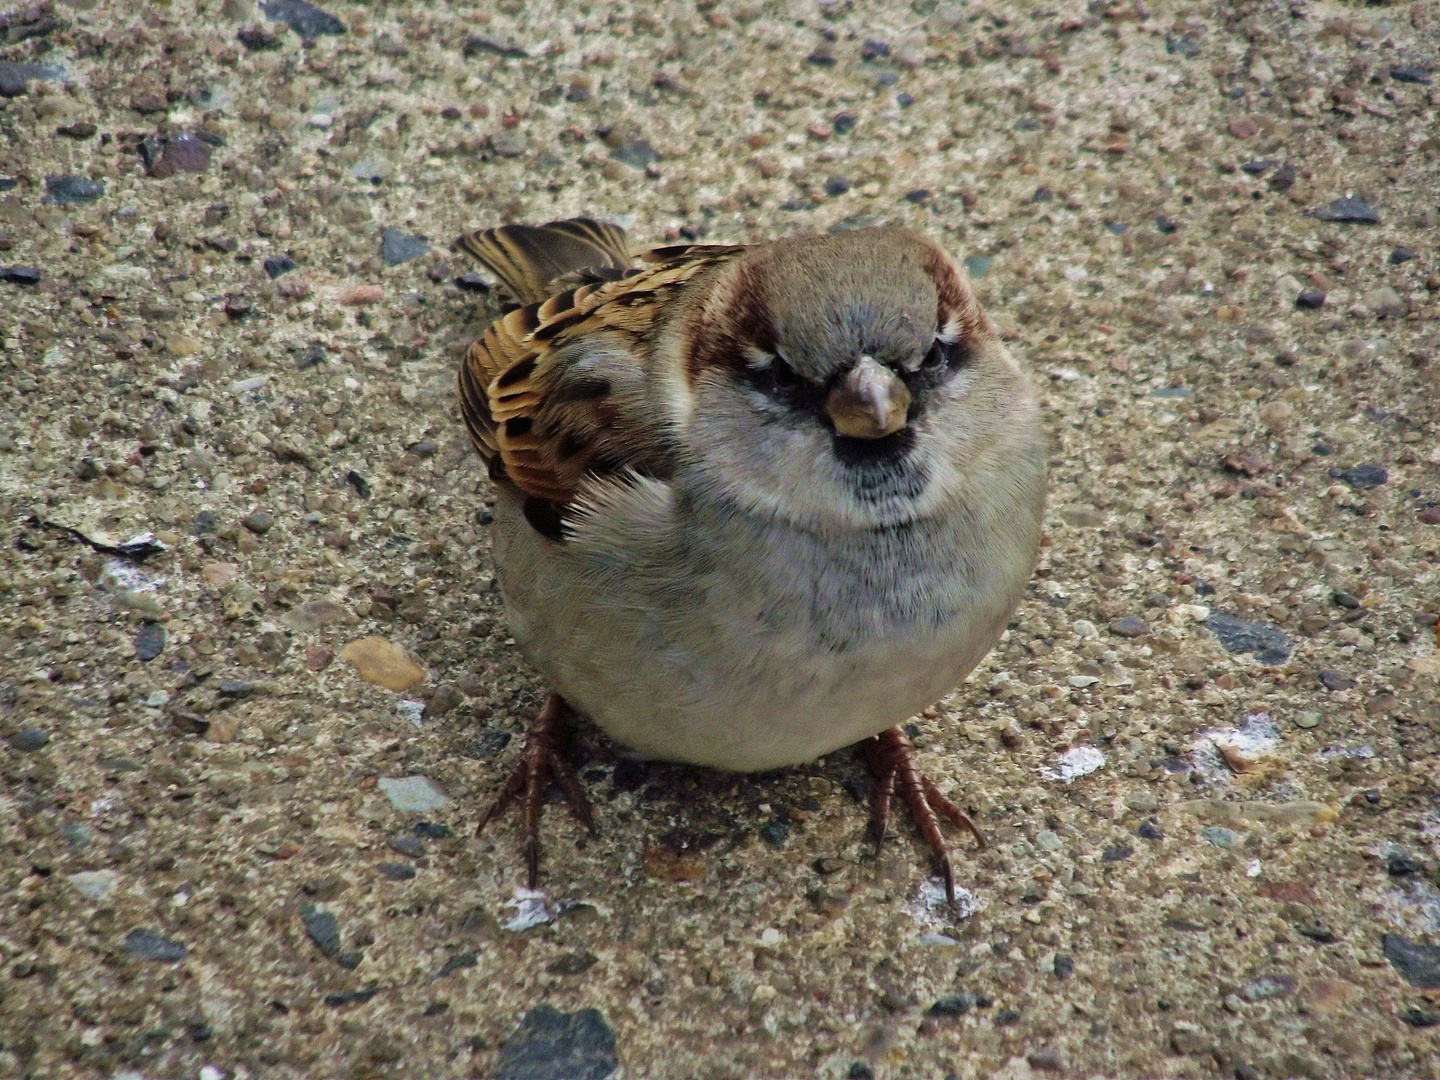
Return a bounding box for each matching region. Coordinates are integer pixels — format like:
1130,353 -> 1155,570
457,237 -> 747,521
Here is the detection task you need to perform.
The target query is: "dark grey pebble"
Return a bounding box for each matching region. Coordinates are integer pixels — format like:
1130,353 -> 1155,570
0,266 -> 39,285
1105,221 -> 1128,235
860,39 -> 890,60
121,928 -> 187,962
1390,248 -> 1415,265
611,139 -> 658,168
1138,821 -> 1164,841
388,834 -> 425,858
1318,670 -> 1357,691
378,862 -> 415,881
1297,923 -> 1337,944
1155,215 -> 1178,233
1032,187 -> 1054,203
264,255 -> 297,278
436,950 -> 479,978
8,729 -> 51,753
468,731 -> 512,760
192,510 -> 219,534
1241,158 -> 1274,175
324,987 -> 378,1007
463,34 -> 528,59
0,61 -> 60,98
456,272 -> 490,293
237,26 -> 283,50
1166,32 -> 1201,58
43,175 -> 104,205
1402,1006 -> 1440,1027
1314,196 -> 1379,224
874,70 -> 898,87
1387,851 -> 1423,876
1204,612 -> 1293,665
833,112 -> 857,134
759,818 -> 789,847
413,822 -> 453,840
381,227 -> 429,266
995,1008 -> 1021,1026
242,508 -> 275,533
218,680 -> 257,699
1053,955 -> 1074,979
1102,845 -> 1132,862
1390,65 -> 1432,85
807,44 -> 836,66
824,177 -> 850,197
1383,933 -> 1440,988
1268,163 -> 1296,192
904,189 -> 930,204
493,1004 -> 618,1080
345,470 -> 371,498
1295,289 -> 1326,310
300,905 -> 342,959
1331,463 -> 1387,490
1109,616 -> 1149,638
1331,592 -> 1360,609
546,950 -> 599,976
896,92 -> 914,108
134,623 -> 166,662
846,1064 -> 875,1080
56,121 -> 97,139
259,0 -> 345,38
297,346 -> 325,369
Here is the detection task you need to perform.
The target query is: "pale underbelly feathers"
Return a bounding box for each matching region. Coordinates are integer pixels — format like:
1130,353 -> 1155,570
491,476 -> 1041,773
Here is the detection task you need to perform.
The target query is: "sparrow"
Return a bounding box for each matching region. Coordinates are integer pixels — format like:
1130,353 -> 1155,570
455,217 -> 1048,902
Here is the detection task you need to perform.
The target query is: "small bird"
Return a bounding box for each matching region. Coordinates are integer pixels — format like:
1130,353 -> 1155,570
456,217 -> 1047,902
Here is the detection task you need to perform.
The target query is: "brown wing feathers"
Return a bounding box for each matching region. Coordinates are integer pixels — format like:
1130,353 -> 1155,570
456,218 -> 632,306
457,218 -> 747,518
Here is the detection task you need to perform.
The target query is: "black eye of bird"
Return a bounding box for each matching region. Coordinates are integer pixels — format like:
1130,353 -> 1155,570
923,336 -> 970,371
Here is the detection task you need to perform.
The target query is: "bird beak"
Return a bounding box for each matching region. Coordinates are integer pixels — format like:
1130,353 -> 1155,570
825,355 -> 912,439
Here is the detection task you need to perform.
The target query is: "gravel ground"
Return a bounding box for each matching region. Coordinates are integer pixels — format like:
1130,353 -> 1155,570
2,1 -> 1440,1078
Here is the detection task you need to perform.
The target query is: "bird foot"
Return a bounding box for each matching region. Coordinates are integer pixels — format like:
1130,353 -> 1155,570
860,725 -> 985,906
476,693 -> 597,888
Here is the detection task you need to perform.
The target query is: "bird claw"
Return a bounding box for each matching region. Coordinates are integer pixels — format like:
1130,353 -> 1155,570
476,694 -> 597,888
861,725 -> 984,907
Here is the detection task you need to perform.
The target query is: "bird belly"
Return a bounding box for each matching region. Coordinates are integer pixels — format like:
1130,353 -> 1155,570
491,488 -> 1034,772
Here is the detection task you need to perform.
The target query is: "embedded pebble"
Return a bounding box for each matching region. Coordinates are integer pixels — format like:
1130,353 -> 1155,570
377,775 -> 450,813
340,636 -> 425,690
121,929 -> 187,962
492,1005 -> 618,1080
134,623 -> 166,662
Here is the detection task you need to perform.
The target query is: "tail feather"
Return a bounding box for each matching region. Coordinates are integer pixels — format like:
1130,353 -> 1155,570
456,218 -> 632,305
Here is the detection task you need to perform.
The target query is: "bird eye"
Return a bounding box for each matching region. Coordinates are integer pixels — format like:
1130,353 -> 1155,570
923,336 -> 969,371
768,356 -> 800,391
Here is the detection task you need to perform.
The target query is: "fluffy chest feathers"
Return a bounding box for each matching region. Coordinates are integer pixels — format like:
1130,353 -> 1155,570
492,471 -> 1041,772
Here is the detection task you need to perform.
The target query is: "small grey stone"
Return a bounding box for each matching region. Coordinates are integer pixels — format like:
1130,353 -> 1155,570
610,139 -> 658,168
491,131 -> 527,157
8,729 -> 50,752
43,175 -> 105,205
1331,463 -> 1387,490
1201,826 -> 1239,849
387,834 -> 425,858
121,928 -> 187,962
68,870 -> 119,901
378,775 -> 451,813
1204,612 -> 1293,665
242,508 -> 275,534
378,862 -> 416,881
494,1004 -> 618,1080
134,623 -> 166,662
300,904 -> 342,959
1314,196 -> 1380,224
380,228 -> 429,266
1,266 -> 41,285
264,255 -> 297,279
1383,933 -> 1440,988
259,0 -> 345,38
1108,616 -> 1149,638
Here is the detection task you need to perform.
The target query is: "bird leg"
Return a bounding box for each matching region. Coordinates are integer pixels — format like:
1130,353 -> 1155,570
860,725 -> 985,906
476,693 -> 597,888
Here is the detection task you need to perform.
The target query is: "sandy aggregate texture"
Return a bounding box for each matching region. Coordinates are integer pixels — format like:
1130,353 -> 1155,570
2,0 -> 1440,1077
